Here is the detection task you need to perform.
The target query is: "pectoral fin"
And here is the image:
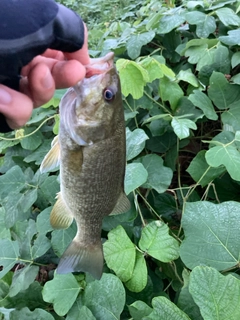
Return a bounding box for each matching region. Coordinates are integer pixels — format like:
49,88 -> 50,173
110,191 -> 131,215
50,192 -> 73,229
40,135 -> 60,173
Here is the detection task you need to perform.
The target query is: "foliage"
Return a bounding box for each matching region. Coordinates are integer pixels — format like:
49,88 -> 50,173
1,0 -> 240,319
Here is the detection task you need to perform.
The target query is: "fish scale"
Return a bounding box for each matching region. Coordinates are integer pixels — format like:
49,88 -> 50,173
40,52 -> 130,279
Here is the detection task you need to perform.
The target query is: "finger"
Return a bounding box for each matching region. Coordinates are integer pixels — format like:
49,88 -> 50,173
0,85 -> 33,129
51,60 -> 86,88
21,62 -> 55,107
42,49 -> 65,60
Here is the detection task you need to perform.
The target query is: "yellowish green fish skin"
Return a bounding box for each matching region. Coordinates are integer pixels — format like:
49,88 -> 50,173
40,53 -> 130,280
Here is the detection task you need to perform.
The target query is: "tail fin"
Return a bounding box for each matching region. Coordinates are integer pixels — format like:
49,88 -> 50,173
56,238 -> 104,280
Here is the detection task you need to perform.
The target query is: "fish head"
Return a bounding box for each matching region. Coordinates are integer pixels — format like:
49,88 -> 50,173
60,52 -> 124,146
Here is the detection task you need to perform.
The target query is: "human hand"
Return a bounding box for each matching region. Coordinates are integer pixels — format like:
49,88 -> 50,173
0,24 -> 90,130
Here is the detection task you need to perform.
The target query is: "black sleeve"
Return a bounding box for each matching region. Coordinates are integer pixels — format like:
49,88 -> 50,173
0,0 -> 85,133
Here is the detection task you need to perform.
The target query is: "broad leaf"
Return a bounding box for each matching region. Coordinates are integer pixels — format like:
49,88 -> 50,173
171,117 -> 197,139
81,273 -> 125,320
189,266 -> 240,320
139,221 -> 179,262
180,201 -> 240,270
116,59 -> 148,99
188,90 -> 217,120
186,150 -> 226,187
159,77 -> 184,110
124,251 -> 148,293
0,166 -> 25,199
9,307 -> 55,320
158,10 -> 186,34
215,7 -> 240,26
128,300 -> 153,319
67,305 -> 96,320
127,31 -> 155,59
51,223 -> 77,257
0,240 -> 19,279
145,296 -> 190,320
136,154 -> 173,193
42,273 -> 81,316
126,128 -> 149,161
103,225 -> 136,282
208,72 -> 240,109
205,144 -> 240,181
124,163 -> 148,195
9,265 -> 39,297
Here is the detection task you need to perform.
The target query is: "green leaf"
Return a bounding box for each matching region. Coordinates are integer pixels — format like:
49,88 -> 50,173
81,273 -> 125,320
186,150 -> 226,187
158,10 -> 186,34
189,266 -> 240,320
208,72 -> 240,109
159,77 -> 184,110
20,127 -> 43,151
177,269 -> 203,320
116,59 -> 148,99
31,234 -> 51,259
205,144 -> 240,181
0,166 -> 25,199
140,57 -> 175,82
171,118 -> 197,139
104,225 -> 136,282
9,307 -> 55,320
0,240 -> 19,279
124,251 -> 148,293
8,265 -> 39,297
145,296 -> 190,320
221,101 -> 240,132
180,201 -> 240,270
0,208 -> 10,240
67,305 -> 96,320
42,272 -> 81,316
231,52 -> 240,68
128,300 -> 153,320
185,11 -> 216,38
126,128 -> 149,161
215,7 -> 240,26
139,221 -> 179,262
124,163 -> 148,195
127,31 -> 155,59
220,29 -> 240,46
136,154 -> 173,193
51,223 -> 77,256
177,69 -> 199,87
188,90 -> 218,120
36,207 -> 54,235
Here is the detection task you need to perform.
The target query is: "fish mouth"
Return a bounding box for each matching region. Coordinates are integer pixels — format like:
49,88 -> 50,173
85,52 -> 114,78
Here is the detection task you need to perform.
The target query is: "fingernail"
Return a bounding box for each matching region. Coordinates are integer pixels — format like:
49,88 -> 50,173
0,88 -> 12,104
42,69 -> 53,89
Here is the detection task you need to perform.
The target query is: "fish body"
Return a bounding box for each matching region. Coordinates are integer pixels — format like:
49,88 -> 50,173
40,53 -> 130,279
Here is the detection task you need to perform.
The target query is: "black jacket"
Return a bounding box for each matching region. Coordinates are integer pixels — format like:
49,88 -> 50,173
0,0 -> 85,132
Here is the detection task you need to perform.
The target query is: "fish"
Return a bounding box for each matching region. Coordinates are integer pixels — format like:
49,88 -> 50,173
40,52 -> 130,280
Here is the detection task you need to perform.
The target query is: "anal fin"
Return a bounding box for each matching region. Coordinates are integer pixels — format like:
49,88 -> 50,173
109,191 -> 131,215
50,192 -> 73,229
40,135 -> 60,173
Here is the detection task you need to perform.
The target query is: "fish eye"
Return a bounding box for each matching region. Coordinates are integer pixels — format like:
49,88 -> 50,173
103,88 -> 115,102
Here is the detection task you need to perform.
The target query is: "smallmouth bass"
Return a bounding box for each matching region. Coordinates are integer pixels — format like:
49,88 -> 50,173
40,52 -> 130,280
